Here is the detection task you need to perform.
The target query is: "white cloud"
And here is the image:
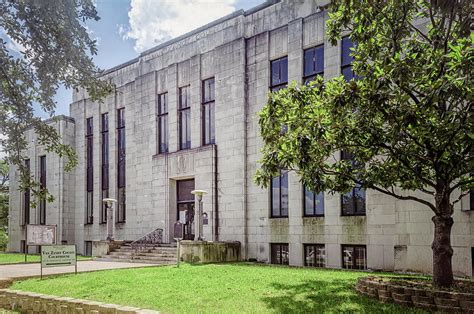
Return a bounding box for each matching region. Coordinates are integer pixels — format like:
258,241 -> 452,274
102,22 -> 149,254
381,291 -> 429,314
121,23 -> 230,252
121,0 -> 236,53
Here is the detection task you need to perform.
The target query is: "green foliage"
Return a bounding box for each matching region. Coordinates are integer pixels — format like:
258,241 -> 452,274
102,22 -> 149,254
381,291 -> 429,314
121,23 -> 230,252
11,264 -> 423,313
0,0 -> 113,202
256,0 -> 473,214
0,229 -> 7,251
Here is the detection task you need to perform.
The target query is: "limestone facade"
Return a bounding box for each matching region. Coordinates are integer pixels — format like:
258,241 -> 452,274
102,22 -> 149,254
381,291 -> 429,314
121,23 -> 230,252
8,0 -> 474,276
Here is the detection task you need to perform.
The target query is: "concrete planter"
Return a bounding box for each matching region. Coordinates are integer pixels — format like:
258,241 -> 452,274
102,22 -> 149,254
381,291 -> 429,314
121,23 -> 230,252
356,276 -> 474,312
179,241 -> 240,264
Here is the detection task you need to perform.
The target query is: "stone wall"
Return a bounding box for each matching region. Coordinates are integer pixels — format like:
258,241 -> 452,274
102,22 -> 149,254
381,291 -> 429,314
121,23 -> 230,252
180,241 -> 240,263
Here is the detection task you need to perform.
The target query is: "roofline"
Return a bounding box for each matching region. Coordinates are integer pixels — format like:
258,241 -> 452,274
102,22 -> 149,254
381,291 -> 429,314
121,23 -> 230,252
100,0 -> 280,77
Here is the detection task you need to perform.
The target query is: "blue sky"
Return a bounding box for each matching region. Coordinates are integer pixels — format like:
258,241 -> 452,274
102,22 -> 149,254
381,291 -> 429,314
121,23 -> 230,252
52,0 -> 263,117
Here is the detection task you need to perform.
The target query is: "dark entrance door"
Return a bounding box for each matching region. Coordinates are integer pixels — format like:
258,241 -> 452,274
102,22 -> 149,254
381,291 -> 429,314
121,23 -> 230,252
177,179 -> 195,240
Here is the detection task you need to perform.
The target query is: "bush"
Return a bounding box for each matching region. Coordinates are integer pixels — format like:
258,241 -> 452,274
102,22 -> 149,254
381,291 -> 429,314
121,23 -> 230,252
0,229 -> 8,251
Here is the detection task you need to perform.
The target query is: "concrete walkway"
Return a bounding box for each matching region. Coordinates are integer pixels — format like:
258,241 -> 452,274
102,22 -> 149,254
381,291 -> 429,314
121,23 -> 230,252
0,260 -> 157,280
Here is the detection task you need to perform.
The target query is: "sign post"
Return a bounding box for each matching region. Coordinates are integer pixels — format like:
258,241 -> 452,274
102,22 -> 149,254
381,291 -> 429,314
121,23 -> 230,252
174,221 -> 184,268
26,224 -> 57,264
40,245 -> 77,279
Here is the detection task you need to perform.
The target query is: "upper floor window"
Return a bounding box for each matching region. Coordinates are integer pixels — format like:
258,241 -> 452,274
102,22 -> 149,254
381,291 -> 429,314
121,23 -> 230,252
202,78 -> 215,145
100,113 -> 109,224
157,93 -> 169,153
271,170 -> 288,218
22,159 -> 30,225
179,86 -> 191,150
39,155 -> 46,225
85,117 -> 94,224
304,186 -> 324,216
341,37 -> 356,81
341,151 -> 366,216
117,108 -> 126,223
304,45 -> 324,84
270,57 -> 288,92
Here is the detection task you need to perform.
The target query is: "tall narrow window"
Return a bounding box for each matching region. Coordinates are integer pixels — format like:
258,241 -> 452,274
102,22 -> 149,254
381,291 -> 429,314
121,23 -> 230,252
270,243 -> 289,265
470,190 -> 474,211
22,159 -> 30,225
304,244 -> 326,267
304,186 -> 324,216
342,245 -> 367,270
117,108 -> 126,223
341,36 -> 355,81
39,155 -> 46,225
85,117 -> 94,224
179,86 -> 191,150
341,151 -> 366,216
100,113 -> 109,224
157,93 -> 169,153
304,45 -> 324,84
202,78 -> 215,145
271,170 -> 288,218
270,57 -> 288,91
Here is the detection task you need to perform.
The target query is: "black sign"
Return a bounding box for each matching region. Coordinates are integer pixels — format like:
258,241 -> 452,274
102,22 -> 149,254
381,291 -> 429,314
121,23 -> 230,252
174,221 -> 184,240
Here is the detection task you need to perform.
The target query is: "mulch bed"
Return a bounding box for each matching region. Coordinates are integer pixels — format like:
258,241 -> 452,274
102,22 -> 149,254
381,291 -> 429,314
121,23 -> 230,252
356,276 -> 474,312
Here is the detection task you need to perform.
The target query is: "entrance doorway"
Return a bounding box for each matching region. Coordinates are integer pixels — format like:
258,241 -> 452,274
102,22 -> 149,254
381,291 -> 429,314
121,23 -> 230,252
177,179 -> 195,240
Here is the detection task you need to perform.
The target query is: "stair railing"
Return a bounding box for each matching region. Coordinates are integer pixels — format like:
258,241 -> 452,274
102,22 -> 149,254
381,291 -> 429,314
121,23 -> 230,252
130,228 -> 163,256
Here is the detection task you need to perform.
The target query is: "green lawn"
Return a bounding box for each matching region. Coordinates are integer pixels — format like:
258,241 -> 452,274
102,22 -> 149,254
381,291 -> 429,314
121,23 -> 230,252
0,253 -> 91,264
11,263 -> 425,313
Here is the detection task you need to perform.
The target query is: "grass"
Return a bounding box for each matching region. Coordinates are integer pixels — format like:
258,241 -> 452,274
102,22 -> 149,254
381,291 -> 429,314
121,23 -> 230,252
11,263 -> 426,313
0,252 -> 91,264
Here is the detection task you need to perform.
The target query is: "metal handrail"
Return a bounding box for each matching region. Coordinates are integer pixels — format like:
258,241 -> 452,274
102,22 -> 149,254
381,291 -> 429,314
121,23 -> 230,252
130,228 -> 163,254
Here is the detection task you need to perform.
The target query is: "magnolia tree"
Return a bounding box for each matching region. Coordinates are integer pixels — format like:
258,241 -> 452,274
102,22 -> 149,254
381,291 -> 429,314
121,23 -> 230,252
255,0 -> 473,287
0,0 -> 112,201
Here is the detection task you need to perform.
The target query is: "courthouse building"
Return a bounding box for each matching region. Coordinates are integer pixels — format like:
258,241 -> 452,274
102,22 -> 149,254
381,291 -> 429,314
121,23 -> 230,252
8,0 -> 474,275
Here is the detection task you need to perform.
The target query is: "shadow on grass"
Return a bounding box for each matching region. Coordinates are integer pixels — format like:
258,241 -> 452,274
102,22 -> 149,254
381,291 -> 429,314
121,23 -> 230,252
261,279 -> 414,313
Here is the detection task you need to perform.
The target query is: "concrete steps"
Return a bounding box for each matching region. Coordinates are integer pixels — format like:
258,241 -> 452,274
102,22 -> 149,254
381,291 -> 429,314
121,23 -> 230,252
98,244 -> 178,265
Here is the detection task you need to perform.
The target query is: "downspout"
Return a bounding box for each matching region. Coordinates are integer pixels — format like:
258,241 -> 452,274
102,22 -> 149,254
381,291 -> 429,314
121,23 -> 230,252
243,37 -> 249,260
214,145 -> 219,241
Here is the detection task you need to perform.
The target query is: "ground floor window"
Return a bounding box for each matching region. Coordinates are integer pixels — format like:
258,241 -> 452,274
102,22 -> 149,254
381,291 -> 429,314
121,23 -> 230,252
342,245 -> 367,270
304,244 -> 325,267
84,241 -> 92,256
270,243 -> 289,265
20,240 -> 26,253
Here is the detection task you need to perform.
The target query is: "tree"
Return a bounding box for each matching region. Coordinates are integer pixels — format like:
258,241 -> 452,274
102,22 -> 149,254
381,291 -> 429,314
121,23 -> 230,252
0,160 -> 8,251
0,0 -> 112,201
255,0 -> 473,287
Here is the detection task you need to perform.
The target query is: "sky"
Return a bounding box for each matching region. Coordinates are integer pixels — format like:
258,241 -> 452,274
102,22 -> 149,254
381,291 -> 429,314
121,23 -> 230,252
51,0 -> 264,117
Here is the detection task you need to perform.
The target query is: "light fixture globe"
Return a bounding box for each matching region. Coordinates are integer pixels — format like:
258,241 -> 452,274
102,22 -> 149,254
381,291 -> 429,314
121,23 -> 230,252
191,190 -> 208,200
102,198 -> 117,206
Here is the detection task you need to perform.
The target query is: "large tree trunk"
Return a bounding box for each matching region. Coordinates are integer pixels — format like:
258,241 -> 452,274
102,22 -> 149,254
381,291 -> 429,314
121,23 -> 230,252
431,196 -> 454,287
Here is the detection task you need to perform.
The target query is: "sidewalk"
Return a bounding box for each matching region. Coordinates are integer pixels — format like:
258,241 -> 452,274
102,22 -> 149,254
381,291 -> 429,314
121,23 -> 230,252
0,260 -> 157,280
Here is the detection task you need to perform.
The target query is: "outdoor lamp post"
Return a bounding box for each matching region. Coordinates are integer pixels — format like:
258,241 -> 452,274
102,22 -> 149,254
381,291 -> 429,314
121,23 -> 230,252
191,190 -> 208,241
102,198 -> 117,241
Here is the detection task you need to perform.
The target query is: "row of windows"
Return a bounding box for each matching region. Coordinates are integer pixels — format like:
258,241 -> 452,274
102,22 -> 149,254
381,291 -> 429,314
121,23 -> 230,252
271,243 -> 367,270
157,77 -> 216,154
84,109 -> 125,225
21,156 -> 46,225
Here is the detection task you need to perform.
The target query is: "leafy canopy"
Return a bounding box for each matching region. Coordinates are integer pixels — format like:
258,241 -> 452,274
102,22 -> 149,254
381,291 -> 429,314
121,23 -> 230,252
255,0 -> 473,214
0,0 -> 112,200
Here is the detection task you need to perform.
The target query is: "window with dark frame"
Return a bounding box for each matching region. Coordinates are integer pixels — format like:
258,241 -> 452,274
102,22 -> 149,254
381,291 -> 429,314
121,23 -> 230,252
20,240 -> 26,253
157,93 -> 169,153
117,108 -> 126,223
340,151 -> 366,216
22,159 -> 30,225
470,190 -> 474,211
304,244 -> 326,267
271,170 -> 289,218
270,56 -> 288,91
84,241 -> 92,256
304,185 -> 324,216
342,245 -> 367,270
85,117 -> 94,225
341,36 -> 356,81
202,78 -> 215,145
100,113 -> 109,224
39,155 -> 46,225
304,45 -> 324,84
179,86 -> 191,150
270,243 -> 289,265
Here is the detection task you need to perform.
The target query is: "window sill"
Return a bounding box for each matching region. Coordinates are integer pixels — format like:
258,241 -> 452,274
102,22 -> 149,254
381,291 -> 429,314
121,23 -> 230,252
303,215 -> 325,218
269,216 -> 289,219
340,213 -> 366,217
